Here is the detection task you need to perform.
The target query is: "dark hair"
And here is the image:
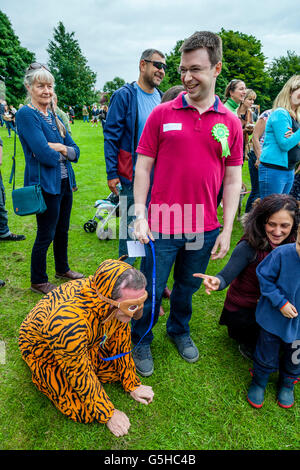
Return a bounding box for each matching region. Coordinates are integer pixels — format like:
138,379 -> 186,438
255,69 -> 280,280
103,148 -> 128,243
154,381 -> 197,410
161,85 -> 184,103
224,79 -> 245,102
111,269 -> 147,300
243,194 -> 300,250
179,31 -> 222,66
140,48 -> 165,61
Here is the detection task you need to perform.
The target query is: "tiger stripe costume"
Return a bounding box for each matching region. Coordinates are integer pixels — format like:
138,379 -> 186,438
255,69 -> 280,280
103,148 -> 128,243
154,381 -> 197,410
19,260 -> 141,423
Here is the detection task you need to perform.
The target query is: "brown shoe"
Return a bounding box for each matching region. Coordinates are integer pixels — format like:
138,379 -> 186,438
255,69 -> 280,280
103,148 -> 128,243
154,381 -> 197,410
162,287 -> 172,299
55,270 -> 84,280
31,282 -> 57,294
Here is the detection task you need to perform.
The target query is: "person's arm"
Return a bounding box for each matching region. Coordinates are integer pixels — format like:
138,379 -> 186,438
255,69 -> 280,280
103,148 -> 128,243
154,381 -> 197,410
271,109 -> 300,151
16,108 -> 61,168
133,154 -> 155,243
252,118 -> 266,162
194,240 -> 256,293
211,165 -> 242,259
0,140 -> 3,166
103,90 -> 128,192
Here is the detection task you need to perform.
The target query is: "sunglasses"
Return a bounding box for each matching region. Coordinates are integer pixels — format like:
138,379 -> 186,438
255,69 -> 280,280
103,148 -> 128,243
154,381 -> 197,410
28,62 -> 50,72
144,59 -> 167,71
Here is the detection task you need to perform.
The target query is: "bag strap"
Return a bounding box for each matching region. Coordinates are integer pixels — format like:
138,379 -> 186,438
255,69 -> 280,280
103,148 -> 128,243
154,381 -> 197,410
9,131 -> 17,190
9,132 -> 41,190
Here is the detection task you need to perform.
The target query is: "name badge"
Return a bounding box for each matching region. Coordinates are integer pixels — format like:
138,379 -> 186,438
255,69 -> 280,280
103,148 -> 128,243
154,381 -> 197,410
163,123 -> 182,132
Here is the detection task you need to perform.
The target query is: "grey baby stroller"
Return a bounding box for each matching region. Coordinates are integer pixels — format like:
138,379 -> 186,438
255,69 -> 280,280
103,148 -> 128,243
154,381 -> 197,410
83,190 -> 120,240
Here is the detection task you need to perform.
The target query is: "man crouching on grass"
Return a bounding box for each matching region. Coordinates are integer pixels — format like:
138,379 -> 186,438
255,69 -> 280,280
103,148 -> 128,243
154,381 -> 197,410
19,259 -> 154,437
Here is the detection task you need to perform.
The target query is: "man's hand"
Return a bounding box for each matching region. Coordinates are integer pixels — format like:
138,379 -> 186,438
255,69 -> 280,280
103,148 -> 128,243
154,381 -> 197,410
133,218 -> 154,244
193,273 -> 220,295
106,409 -> 130,437
130,384 -> 154,405
280,302 -> 298,319
108,178 -> 120,195
210,230 -> 231,260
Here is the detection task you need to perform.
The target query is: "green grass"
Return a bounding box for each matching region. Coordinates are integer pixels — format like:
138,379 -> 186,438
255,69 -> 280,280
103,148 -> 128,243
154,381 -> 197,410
0,121 -> 299,451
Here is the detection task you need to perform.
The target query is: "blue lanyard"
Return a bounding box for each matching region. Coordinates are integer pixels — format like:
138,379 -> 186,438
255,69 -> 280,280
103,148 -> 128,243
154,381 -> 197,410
99,239 -> 155,361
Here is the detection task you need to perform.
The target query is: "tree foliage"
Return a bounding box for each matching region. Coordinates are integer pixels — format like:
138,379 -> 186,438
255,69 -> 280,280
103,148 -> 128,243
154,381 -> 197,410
47,21 -> 97,112
0,10 -> 35,105
103,76 -> 126,100
267,51 -> 300,102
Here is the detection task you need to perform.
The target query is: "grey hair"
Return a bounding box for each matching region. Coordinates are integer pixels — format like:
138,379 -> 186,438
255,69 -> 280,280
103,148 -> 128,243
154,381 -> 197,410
140,48 -> 165,61
24,67 -> 66,138
111,269 -> 147,300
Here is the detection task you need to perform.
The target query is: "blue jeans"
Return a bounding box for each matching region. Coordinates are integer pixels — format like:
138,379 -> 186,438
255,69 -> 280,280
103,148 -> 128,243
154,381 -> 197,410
83,116 -> 89,123
253,328 -> 300,380
131,229 -> 219,345
31,178 -> 73,283
0,172 -> 10,237
5,121 -> 16,137
258,164 -> 294,199
118,183 -> 135,265
245,151 -> 260,213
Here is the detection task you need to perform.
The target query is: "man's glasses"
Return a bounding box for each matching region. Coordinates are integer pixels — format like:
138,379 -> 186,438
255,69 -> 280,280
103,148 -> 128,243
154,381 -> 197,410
177,66 -> 204,76
28,62 -> 50,72
144,59 -> 167,71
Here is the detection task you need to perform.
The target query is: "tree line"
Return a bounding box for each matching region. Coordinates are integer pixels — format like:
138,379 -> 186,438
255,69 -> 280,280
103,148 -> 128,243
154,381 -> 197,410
1,10 -> 300,113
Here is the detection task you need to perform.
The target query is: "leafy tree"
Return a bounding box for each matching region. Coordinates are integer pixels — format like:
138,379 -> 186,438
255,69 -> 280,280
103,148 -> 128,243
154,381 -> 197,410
267,51 -> 300,102
218,29 -> 271,108
0,11 -> 35,105
103,76 -> 126,100
160,40 -> 183,93
47,21 -> 97,113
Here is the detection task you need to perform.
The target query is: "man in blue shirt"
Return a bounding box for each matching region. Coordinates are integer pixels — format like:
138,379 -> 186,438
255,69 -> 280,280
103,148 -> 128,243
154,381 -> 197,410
104,48 -> 166,265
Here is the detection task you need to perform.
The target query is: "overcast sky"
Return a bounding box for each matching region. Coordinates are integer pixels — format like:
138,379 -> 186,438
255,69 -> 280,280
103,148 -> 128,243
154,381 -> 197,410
2,0 -> 300,90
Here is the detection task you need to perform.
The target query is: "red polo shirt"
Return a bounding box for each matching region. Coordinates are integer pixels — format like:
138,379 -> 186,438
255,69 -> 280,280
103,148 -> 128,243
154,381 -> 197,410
136,93 -> 243,234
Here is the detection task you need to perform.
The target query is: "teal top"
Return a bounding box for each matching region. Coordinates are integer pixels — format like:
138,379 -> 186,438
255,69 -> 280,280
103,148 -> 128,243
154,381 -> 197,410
224,98 -> 239,115
260,107 -> 300,168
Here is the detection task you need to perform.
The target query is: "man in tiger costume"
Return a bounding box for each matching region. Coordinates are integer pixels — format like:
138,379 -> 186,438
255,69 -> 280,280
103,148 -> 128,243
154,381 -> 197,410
19,259 -> 154,437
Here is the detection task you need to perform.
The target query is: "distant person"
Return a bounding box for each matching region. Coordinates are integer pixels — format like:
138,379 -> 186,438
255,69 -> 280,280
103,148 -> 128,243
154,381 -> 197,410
245,108 -> 272,213
258,75 -> 300,198
82,105 -> 89,123
223,79 -> 247,115
68,106 -> 75,124
3,104 -> 16,137
16,63 -> 82,295
237,88 -> 256,160
104,48 -> 165,265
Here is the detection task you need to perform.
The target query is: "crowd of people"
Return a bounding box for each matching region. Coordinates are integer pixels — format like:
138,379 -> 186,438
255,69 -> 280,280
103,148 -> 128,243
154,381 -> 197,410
0,30 -> 300,437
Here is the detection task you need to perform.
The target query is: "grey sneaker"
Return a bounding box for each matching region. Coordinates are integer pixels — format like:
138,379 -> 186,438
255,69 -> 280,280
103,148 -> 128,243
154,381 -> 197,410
132,344 -> 154,377
168,335 -> 199,363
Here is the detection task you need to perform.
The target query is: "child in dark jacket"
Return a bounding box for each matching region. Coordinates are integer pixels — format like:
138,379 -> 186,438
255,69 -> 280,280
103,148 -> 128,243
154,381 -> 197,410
247,224 -> 300,409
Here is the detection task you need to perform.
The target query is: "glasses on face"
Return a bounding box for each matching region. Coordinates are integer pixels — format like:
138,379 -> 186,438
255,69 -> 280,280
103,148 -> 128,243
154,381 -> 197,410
177,66 -> 204,76
28,62 -> 50,72
144,59 -> 167,71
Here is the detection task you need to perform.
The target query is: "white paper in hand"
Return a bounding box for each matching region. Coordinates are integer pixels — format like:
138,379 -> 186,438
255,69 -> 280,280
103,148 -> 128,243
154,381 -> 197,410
127,240 -> 146,257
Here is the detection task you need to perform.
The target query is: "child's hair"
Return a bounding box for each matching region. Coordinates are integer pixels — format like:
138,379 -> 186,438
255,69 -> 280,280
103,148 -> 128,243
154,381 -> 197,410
243,194 -> 300,250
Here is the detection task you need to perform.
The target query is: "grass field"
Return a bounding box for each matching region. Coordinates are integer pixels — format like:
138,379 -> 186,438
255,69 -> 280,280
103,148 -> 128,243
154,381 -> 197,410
0,120 -> 299,451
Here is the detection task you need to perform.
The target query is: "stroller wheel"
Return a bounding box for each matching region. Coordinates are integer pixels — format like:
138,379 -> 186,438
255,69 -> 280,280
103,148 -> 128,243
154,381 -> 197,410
84,220 -> 97,233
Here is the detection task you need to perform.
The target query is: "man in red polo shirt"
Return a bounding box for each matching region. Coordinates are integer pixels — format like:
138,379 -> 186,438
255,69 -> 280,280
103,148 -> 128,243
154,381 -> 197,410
131,31 -> 243,377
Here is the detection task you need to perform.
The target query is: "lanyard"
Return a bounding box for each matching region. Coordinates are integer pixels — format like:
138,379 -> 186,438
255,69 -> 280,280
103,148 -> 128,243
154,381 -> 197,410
99,239 -> 155,361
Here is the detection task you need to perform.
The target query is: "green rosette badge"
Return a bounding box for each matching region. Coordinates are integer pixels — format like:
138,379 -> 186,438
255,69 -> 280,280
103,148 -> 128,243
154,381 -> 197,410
212,123 -> 230,158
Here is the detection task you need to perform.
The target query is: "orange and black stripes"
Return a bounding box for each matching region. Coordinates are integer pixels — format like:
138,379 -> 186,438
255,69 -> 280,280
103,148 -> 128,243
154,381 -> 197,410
19,261 -> 141,424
